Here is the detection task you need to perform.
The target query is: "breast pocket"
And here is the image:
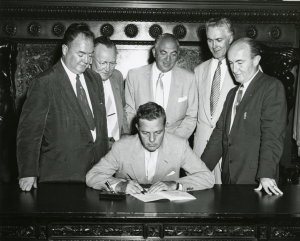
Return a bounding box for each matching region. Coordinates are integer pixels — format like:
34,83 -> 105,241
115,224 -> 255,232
242,111 -> 261,137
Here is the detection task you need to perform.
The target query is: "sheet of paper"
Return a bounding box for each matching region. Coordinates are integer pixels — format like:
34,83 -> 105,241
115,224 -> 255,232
131,191 -> 196,202
158,191 -> 196,201
131,193 -> 167,202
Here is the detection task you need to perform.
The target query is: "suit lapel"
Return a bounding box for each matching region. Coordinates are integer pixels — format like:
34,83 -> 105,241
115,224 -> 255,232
203,60 -> 213,122
230,71 -> 262,134
143,64 -> 154,102
130,136 -> 147,183
109,73 -> 123,133
225,88 -> 237,135
166,66 -> 180,116
58,62 -> 93,140
84,71 -> 102,141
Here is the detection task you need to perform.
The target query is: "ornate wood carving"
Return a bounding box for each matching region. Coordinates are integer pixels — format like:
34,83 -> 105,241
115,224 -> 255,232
51,224 -> 143,237
244,25 -> 258,39
146,224 -> 161,237
100,23 -> 114,37
1,6 -> 299,24
268,26 -> 282,41
28,22 -> 42,37
164,225 -> 255,237
149,24 -> 163,39
3,22 -> 17,37
52,22 -> 66,37
0,225 -> 35,238
124,24 -> 139,38
271,226 -> 300,238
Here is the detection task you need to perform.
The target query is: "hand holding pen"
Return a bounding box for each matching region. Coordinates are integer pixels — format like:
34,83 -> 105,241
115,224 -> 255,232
126,174 -> 147,195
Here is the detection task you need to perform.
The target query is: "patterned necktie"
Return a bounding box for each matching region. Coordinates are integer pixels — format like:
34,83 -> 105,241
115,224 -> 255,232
105,93 -> 119,140
76,74 -> 95,130
210,61 -> 222,117
155,73 -> 164,108
233,84 -> 244,118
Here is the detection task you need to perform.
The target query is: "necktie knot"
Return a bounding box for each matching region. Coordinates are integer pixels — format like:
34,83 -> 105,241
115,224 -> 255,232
218,61 -> 222,67
76,74 -> 80,81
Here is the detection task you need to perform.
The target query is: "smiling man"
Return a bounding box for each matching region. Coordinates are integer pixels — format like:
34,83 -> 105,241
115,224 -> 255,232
193,18 -> 237,184
86,102 -> 214,194
125,33 -> 197,139
201,37 -> 287,195
17,23 -> 109,191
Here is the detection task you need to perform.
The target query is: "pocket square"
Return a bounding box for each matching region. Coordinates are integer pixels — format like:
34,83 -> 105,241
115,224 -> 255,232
167,171 -> 176,176
178,96 -> 187,102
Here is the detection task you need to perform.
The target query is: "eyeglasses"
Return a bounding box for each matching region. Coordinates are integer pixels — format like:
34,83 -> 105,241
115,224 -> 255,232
93,57 -> 117,68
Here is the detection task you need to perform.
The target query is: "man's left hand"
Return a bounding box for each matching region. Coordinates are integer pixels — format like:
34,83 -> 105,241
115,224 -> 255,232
254,178 -> 283,195
148,181 -> 176,193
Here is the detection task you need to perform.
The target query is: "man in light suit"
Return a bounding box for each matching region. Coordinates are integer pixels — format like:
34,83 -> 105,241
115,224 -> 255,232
86,102 -> 214,194
202,37 -> 287,195
125,33 -> 197,139
92,36 -> 129,149
193,18 -> 236,184
17,23 -> 109,191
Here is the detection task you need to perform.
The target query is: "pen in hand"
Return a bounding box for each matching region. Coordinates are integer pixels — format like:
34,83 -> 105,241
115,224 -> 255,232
105,180 -> 116,194
127,173 -> 147,194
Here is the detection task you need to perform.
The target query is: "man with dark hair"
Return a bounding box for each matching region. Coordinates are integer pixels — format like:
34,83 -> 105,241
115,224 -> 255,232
17,23 -> 109,191
86,102 -> 214,194
193,17 -> 236,184
201,37 -> 287,195
92,36 -> 129,149
125,33 -> 197,139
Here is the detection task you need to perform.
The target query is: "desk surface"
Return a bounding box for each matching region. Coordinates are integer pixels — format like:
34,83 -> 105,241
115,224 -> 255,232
1,183 -> 300,218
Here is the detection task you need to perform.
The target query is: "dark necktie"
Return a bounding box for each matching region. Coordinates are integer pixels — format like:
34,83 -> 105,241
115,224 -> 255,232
210,61 -> 222,117
233,84 -> 244,118
76,74 -> 95,131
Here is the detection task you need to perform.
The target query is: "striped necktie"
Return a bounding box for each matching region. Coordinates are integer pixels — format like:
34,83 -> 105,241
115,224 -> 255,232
155,73 -> 164,108
106,93 -> 119,140
210,61 -> 222,117
76,74 -> 95,130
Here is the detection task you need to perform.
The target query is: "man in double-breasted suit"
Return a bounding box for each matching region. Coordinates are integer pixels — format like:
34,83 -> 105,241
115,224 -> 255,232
92,36 -> 129,149
202,37 -> 287,195
17,23 -> 109,191
194,18 -> 236,184
125,33 -> 197,139
86,102 -> 214,194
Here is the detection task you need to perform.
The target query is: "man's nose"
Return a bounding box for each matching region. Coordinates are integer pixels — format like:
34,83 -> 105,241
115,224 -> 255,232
105,63 -> 110,71
83,54 -> 89,63
149,133 -> 156,142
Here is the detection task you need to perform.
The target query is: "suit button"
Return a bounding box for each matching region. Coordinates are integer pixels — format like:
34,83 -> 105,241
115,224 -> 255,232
228,143 -> 232,146
229,160 -> 232,163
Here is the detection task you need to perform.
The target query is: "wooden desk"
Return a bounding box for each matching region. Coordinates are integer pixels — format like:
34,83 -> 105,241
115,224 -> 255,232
0,183 -> 300,240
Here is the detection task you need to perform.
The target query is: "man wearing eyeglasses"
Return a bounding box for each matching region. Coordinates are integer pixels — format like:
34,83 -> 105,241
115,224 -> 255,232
92,36 -> 129,149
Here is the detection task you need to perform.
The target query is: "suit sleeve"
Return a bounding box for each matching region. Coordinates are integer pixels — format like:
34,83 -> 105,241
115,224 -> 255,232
17,76 -> 50,178
177,140 -> 215,191
124,70 -> 136,133
86,142 -> 125,190
257,79 -> 287,179
201,90 -> 233,171
174,74 -> 198,139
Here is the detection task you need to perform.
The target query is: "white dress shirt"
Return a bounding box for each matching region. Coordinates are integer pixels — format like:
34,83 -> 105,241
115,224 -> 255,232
102,78 -> 119,140
230,70 -> 260,131
210,58 -> 228,92
152,63 -> 172,110
61,59 -> 96,141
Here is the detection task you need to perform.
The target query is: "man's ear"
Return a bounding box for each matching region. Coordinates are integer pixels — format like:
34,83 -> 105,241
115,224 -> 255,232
253,55 -> 261,67
229,34 -> 234,45
135,124 -> 139,131
152,47 -> 155,58
62,44 -> 68,56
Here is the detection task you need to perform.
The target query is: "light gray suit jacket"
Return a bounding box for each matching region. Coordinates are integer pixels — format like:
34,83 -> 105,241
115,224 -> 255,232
86,132 -> 215,191
108,69 -> 129,135
193,59 -> 236,157
125,63 -> 197,139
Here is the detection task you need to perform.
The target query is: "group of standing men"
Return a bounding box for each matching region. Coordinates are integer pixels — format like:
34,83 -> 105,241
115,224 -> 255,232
18,18 -> 287,196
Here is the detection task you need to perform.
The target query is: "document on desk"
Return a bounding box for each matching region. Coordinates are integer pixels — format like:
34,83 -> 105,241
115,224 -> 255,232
131,191 -> 196,202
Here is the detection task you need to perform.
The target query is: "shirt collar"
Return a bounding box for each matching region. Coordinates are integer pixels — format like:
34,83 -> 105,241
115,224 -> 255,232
153,62 -> 172,78
61,58 -> 82,79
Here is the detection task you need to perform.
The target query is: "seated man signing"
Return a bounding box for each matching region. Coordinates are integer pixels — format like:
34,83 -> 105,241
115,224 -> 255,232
86,102 -> 214,194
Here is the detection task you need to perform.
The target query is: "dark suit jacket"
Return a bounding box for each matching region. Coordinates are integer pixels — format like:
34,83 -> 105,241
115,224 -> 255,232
201,71 -> 287,184
17,60 -> 109,183
108,69 -> 129,135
